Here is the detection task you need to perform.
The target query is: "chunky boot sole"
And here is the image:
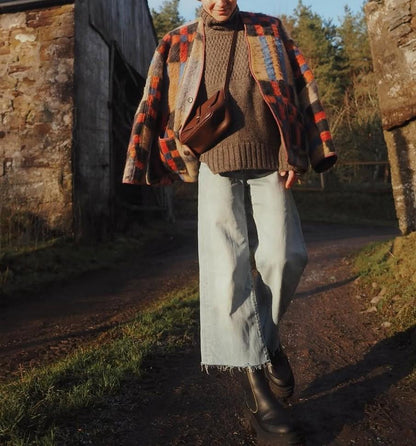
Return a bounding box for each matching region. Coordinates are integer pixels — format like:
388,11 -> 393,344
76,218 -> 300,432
245,408 -> 305,446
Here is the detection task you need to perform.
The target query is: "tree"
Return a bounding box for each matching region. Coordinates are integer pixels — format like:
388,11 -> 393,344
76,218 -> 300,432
285,1 -> 387,188
338,6 -> 373,79
290,1 -> 347,110
151,0 -> 185,40
335,6 -> 386,164
194,5 -> 203,19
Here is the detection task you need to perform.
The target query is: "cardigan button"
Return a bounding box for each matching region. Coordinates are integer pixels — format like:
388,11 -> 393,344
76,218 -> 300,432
187,97 -> 193,103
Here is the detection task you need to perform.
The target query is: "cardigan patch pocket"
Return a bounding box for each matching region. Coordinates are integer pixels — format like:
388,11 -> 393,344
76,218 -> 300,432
158,136 -> 188,174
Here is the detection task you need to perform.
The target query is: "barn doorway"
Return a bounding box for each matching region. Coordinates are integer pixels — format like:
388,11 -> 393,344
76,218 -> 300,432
109,42 -> 173,228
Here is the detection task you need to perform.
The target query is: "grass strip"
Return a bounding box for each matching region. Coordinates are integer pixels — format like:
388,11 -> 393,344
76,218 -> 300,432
0,284 -> 199,446
293,190 -> 397,226
0,219 -> 184,304
0,236 -> 145,302
354,232 -> 416,333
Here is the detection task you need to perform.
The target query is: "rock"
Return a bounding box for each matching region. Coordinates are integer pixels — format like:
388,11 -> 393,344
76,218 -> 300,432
378,286 -> 387,297
365,0 -> 416,234
371,295 -> 384,305
362,306 -> 378,314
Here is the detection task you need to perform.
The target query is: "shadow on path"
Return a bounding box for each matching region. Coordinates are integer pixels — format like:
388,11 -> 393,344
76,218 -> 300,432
294,325 -> 416,445
296,275 -> 358,299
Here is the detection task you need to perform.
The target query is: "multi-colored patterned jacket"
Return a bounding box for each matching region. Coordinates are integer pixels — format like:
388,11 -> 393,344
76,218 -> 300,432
123,11 -> 337,185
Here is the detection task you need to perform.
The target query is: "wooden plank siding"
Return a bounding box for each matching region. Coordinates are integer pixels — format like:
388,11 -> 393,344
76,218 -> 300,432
88,0 -> 157,79
72,0 -> 158,239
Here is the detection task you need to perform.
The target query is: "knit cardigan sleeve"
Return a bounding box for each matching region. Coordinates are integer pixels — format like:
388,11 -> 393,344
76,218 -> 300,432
279,23 -> 337,173
122,38 -> 173,185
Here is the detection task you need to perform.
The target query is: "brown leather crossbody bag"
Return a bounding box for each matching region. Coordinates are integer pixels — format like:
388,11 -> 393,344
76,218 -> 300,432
179,29 -> 238,156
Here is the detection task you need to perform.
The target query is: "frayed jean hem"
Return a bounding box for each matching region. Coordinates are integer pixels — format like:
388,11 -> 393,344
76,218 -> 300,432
200,362 -> 271,374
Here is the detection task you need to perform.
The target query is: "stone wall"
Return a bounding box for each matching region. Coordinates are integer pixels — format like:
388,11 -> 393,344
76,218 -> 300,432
0,5 -> 75,239
366,0 -> 416,234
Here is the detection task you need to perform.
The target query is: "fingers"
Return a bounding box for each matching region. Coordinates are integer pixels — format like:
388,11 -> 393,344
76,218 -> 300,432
280,170 -> 298,189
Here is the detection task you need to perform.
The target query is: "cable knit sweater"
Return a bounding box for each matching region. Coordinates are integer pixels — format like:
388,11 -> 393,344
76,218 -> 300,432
199,8 -> 281,174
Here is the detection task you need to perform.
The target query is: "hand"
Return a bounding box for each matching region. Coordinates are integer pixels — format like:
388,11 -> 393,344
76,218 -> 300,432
280,170 -> 298,189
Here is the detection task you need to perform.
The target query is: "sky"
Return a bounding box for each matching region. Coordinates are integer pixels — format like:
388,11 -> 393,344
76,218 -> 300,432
148,0 -> 367,24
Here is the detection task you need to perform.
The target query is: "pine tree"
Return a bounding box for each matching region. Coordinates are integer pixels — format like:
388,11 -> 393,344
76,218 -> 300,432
338,6 -> 372,79
151,0 -> 185,41
287,1 -> 387,181
291,1 -> 347,110
335,6 -> 386,164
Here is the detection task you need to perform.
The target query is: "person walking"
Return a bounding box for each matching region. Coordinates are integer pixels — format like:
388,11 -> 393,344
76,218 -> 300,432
123,1 -> 337,444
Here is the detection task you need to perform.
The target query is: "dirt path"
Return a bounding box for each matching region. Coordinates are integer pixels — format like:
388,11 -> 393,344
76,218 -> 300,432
0,222 -> 199,380
1,222 -> 415,445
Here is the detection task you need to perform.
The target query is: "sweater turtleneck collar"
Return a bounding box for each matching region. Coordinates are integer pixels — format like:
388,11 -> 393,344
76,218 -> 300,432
201,6 -> 240,30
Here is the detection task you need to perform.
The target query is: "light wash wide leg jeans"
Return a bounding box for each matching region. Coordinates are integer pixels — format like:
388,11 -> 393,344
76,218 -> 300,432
198,163 -> 308,370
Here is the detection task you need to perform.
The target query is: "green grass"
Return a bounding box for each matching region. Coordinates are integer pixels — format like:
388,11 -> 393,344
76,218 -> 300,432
293,189 -> 397,226
0,220 -> 183,304
354,232 -> 416,333
0,285 -> 199,445
174,183 -> 398,226
0,236 -> 145,306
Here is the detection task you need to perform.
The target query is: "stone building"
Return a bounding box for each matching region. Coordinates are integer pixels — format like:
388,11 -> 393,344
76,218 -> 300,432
365,0 -> 416,234
0,0 -> 157,242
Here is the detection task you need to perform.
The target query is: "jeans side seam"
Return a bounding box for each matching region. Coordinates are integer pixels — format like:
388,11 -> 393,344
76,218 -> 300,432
248,276 -> 270,363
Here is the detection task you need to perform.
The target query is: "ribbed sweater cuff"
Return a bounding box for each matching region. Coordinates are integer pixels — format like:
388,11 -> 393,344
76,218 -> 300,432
200,142 -> 279,175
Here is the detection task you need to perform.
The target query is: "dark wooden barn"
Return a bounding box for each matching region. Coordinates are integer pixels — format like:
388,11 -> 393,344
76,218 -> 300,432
0,0 -> 160,243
